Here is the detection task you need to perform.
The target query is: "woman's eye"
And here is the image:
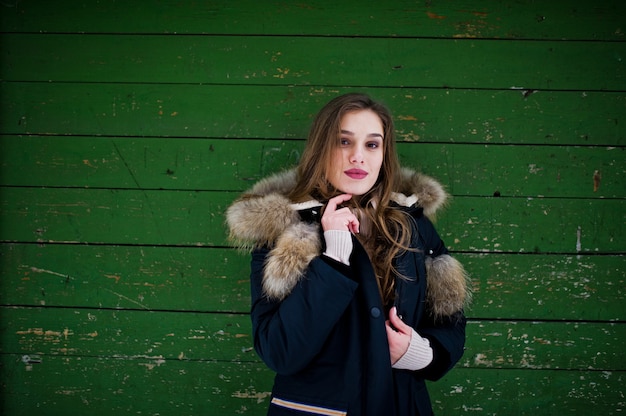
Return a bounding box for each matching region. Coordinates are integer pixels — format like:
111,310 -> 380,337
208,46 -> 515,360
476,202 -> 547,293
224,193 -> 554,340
367,141 -> 380,149
340,138 -> 350,146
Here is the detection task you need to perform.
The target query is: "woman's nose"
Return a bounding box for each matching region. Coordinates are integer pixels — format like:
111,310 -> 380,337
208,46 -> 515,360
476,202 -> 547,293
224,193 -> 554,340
350,149 -> 364,163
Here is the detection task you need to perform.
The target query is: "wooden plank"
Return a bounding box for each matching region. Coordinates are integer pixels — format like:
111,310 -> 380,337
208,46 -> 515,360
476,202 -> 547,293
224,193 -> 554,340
1,188 -> 623,253
0,188 -> 234,246
429,367 -> 626,414
1,244 -> 624,321
2,306 -> 622,371
439,197 -> 624,254
461,320 -> 625,371
1,356 -> 624,416
1,84 -> 624,145
460,253 -> 626,321
0,244 -> 251,313
3,34 -> 625,90
403,143 -> 625,199
1,0 -> 624,41
1,135 -> 623,198
0,307 -> 255,362
0,136 -> 302,192
0,354 -> 274,416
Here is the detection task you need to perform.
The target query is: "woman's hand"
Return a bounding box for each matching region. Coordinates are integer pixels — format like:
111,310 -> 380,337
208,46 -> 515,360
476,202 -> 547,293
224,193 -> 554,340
321,194 -> 360,234
386,307 -> 412,365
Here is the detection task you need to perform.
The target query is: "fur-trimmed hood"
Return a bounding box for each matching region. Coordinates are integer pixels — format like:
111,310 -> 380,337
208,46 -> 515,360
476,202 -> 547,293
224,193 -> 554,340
226,168 -> 470,318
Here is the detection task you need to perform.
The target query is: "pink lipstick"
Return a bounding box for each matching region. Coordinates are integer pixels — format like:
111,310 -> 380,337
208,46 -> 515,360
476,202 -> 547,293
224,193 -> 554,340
344,169 -> 368,179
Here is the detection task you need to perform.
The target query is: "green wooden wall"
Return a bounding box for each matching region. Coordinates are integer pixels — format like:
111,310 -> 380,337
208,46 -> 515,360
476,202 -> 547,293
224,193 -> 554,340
1,1 -> 624,414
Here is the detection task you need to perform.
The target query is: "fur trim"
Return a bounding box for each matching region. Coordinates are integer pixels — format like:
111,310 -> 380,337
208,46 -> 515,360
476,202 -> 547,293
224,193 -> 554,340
247,169 -> 297,197
263,222 -> 321,300
225,170 -> 322,301
226,192 -> 299,250
425,255 -> 472,319
227,168 -> 448,245
397,168 -> 448,218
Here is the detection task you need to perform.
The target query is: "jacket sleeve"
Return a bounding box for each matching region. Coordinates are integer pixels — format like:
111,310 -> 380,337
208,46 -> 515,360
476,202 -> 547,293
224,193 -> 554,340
417,311 -> 466,381
250,247 -> 359,375
412,213 -> 468,381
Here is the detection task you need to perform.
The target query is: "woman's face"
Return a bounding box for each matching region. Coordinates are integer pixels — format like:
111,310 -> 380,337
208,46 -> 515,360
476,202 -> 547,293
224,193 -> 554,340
327,109 -> 384,196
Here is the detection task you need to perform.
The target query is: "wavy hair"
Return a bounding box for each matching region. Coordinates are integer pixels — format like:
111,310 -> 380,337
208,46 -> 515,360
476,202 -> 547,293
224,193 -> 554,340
289,93 -> 412,306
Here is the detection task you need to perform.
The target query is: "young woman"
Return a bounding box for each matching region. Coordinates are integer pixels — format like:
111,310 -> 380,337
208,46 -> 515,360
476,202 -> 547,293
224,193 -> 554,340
227,93 -> 470,415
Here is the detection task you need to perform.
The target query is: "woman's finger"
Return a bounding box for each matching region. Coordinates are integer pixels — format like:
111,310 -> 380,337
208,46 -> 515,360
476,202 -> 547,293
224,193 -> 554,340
325,193 -> 353,213
389,307 -> 411,335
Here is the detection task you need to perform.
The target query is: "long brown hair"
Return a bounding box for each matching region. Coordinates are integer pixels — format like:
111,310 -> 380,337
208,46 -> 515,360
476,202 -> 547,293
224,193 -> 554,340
289,93 -> 412,306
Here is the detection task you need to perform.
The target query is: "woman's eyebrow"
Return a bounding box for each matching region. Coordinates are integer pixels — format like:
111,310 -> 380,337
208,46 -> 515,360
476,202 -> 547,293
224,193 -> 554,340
340,129 -> 383,139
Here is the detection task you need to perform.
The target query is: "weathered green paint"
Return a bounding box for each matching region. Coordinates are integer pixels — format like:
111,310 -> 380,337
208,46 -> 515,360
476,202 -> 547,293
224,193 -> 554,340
1,0 -> 624,414
3,34 -> 625,90
1,307 -> 255,362
1,187 -> 623,252
1,136 -> 623,198
2,307 -> 623,371
440,197 -> 624,253
2,245 -> 624,321
1,84 -> 624,145
430,368 -> 625,414
2,0 -> 625,41
462,320 -> 625,370
1,355 -> 624,415
1,355 -> 275,416
460,253 -> 626,321
0,244 -> 251,313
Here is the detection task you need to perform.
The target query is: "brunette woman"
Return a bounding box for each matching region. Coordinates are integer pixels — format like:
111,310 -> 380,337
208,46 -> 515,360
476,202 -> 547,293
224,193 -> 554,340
227,93 -> 470,415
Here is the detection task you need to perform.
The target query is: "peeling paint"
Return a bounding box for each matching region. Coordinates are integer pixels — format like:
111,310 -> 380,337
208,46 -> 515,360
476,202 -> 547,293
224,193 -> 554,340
593,170 -> 601,192
17,327 -> 73,341
105,274 -> 121,283
24,265 -> 72,280
103,288 -> 149,310
473,353 -> 493,367
232,390 -> 271,404
426,11 -> 446,20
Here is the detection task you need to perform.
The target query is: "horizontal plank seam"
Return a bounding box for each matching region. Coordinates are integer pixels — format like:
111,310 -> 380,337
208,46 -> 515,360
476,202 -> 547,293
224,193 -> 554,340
2,134 -> 624,149
3,80 -> 625,94
0,303 -> 249,316
1,240 -> 624,256
3,31 -> 626,43
2,136 -> 625,151
1,304 -> 623,324
1,240 -> 624,257
1,185 -> 625,200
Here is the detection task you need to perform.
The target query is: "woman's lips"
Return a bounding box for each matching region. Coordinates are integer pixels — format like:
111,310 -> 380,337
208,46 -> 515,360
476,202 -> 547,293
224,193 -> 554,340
344,169 -> 368,179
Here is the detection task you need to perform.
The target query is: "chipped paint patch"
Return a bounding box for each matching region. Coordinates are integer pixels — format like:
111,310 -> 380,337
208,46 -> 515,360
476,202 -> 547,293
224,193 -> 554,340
232,390 -> 271,404
426,11 -> 446,19
17,327 -> 73,342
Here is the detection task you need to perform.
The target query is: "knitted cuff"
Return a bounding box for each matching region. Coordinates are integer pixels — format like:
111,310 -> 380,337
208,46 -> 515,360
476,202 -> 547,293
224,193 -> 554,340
323,230 -> 353,265
392,328 -> 434,371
